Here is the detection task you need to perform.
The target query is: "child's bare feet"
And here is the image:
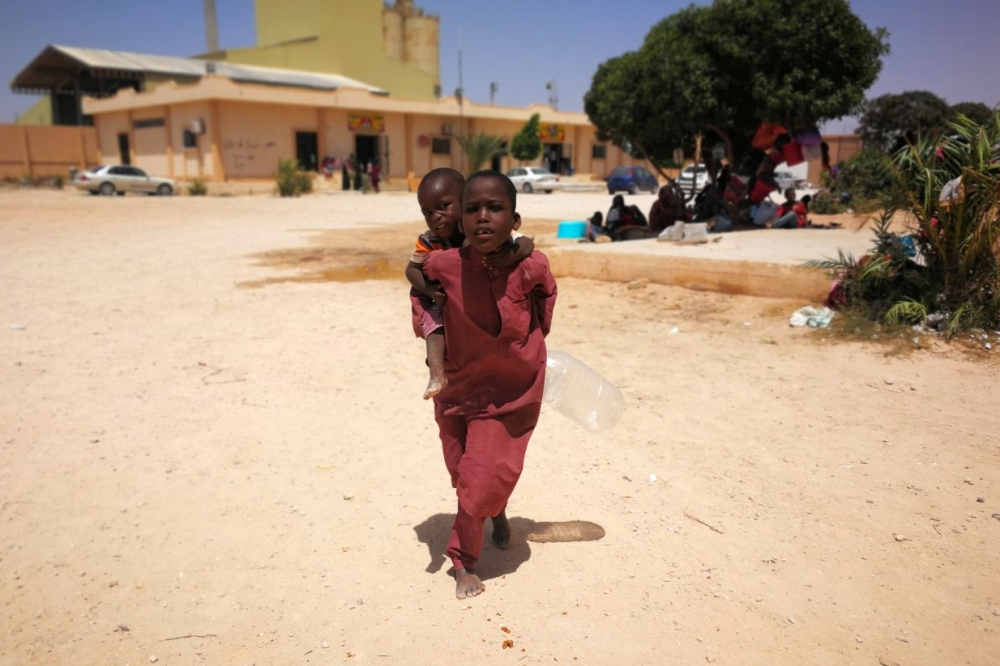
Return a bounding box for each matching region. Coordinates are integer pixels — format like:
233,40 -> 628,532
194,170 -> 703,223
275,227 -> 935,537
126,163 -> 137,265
491,511 -> 511,550
423,373 -> 448,400
455,568 -> 485,599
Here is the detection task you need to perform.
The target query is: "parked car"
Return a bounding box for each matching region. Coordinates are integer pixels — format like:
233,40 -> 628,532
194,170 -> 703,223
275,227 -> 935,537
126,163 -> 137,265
73,165 -> 176,196
773,171 -> 796,191
606,165 -> 658,194
676,164 -> 710,197
505,166 -> 560,194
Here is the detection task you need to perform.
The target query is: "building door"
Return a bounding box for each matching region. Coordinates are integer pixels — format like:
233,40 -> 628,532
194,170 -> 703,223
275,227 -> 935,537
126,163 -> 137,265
118,133 -> 131,165
355,135 -> 379,171
491,140 -> 509,172
544,143 -> 564,174
296,131 -> 318,171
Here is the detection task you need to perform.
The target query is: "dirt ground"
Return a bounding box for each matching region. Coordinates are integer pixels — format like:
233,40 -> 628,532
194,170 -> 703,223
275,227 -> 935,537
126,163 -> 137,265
1,189 -> 998,666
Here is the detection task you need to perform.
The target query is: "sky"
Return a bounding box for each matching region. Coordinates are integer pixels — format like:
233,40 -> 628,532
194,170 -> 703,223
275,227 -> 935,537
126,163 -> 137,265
1,0 -> 998,130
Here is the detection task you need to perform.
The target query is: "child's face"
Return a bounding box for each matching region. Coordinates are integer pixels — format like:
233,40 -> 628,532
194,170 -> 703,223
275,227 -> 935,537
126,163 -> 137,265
417,177 -> 463,239
462,177 -> 520,255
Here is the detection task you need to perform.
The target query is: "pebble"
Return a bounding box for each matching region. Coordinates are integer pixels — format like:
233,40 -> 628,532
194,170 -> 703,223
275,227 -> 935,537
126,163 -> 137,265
993,607 -> 1000,617
987,343 -> 993,351
322,640 -> 330,648
603,589 -> 610,595
787,617 -> 795,624
670,327 -> 680,334
343,493 -> 354,501
884,379 -> 894,385
856,637 -> 864,643
627,278 -> 649,290
706,657 -> 716,663
149,657 -> 158,664
893,534 -> 910,542
977,497 -> 985,503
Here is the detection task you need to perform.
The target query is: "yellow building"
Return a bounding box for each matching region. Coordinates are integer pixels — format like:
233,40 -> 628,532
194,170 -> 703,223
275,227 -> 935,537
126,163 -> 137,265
11,0 -> 440,125
80,75 -> 650,183
203,0 -> 440,102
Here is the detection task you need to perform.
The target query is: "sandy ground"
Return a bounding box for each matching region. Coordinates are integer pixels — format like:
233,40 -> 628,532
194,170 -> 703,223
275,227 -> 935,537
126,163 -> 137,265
1,189 -> 999,666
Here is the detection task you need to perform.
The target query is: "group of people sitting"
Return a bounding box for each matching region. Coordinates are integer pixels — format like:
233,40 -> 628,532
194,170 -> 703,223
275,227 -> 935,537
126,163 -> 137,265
587,170 -> 814,242
587,185 -> 686,242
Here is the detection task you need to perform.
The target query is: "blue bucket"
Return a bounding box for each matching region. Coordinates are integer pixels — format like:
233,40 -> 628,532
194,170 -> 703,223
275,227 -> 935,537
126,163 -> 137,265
556,220 -> 587,239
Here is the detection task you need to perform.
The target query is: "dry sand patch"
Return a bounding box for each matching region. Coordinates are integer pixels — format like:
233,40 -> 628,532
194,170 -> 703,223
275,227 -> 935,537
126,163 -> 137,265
1,189 -> 998,666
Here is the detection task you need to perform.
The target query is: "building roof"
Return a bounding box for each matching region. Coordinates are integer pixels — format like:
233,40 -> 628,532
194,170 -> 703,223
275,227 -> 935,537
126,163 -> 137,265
81,75 -> 595,127
10,44 -> 388,95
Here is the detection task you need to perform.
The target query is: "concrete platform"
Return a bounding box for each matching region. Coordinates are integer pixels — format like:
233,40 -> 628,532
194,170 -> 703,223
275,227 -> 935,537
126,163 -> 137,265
546,228 -> 873,301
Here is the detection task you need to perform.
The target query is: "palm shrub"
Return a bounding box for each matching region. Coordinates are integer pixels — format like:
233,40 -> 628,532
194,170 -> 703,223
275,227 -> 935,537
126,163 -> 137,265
809,112 -> 1000,334
187,179 -> 208,196
458,132 -> 504,175
275,159 -> 313,197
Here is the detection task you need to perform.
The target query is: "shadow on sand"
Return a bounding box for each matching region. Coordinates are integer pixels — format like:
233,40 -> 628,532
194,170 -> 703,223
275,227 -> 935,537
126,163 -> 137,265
413,514 -> 605,582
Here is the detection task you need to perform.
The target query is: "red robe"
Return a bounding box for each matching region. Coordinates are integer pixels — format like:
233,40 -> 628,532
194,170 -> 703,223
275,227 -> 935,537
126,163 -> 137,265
422,246 -> 557,570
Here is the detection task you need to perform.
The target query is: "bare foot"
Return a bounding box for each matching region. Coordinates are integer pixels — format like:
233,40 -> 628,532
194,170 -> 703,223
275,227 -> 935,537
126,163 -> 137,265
491,511 -> 511,550
455,568 -> 485,599
423,373 -> 448,400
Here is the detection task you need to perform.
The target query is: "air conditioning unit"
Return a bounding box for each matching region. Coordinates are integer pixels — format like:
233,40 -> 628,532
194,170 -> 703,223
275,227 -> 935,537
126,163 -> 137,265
441,124 -> 455,136
189,119 -> 205,134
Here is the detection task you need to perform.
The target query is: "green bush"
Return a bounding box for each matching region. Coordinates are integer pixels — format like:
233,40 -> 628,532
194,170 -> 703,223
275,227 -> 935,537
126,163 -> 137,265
809,192 -> 845,215
809,113 -> 1000,334
275,159 -> 313,197
837,147 -> 903,203
187,179 -> 207,196
53,175 -> 65,190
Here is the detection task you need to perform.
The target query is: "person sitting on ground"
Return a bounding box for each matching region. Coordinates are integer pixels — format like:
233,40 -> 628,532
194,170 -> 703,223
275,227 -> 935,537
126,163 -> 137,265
766,188 -> 808,229
405,168 -> 535,400
587,211 -> 610,242
648,184 -> 681,233
605,194 -> 627,232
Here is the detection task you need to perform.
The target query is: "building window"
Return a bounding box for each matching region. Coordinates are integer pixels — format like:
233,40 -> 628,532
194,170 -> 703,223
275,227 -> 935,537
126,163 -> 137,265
183,130 -> 197,149
133,117 -> 165,129
432,138 -> 451,155
592,144 -> 607,159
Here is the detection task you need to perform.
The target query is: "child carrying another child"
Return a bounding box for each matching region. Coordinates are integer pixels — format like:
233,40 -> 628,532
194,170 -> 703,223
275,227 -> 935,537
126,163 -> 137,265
405,168 -> 534,399
421,171 -> 557,599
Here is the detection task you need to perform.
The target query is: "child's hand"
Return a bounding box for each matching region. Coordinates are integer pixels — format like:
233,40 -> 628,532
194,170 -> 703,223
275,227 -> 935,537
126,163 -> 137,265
428,282 -> 447,308
483,244 -> 518,269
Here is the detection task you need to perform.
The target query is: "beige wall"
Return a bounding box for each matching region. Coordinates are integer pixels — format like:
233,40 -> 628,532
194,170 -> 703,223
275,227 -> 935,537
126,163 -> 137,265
132,107 -> 170,177
218,101 -> 316,178
87,91 -> 656,182
0,124 -> 99,179
167,102 -> 213,180
95,111 -> 130,166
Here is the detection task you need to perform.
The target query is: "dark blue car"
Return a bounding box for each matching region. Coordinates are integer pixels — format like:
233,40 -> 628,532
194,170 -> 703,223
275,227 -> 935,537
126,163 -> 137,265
607,165 -> 658,194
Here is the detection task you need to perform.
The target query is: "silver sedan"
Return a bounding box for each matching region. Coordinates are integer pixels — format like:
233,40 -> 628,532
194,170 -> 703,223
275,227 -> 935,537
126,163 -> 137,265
74,165 -> 176,196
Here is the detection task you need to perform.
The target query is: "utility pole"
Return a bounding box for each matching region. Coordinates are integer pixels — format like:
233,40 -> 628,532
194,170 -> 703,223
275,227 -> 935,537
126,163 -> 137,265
490,82 -> 498,105
204,0 -> 219,53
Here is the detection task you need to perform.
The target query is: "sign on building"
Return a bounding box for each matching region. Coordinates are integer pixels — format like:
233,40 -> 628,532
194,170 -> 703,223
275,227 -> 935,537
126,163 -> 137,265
347,113 -> 385,133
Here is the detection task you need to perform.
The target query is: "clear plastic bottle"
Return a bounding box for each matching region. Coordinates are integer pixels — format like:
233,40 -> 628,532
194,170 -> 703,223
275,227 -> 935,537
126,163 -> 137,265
542,350 -> 625,432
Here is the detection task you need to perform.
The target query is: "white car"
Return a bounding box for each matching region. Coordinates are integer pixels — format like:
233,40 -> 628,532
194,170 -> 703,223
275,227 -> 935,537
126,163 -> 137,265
73,165 -> 176,196
505,166 -> 560,194
676,164 -> 710,197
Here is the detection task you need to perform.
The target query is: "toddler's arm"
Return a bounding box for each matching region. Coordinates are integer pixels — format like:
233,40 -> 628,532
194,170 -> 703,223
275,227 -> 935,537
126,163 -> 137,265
406,261 -> 446,306
483,234 -> 535,269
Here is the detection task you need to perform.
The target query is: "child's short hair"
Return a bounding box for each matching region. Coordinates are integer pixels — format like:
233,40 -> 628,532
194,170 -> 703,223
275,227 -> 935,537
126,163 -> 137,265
465,170 -> 517,211
418,168 -> 465,194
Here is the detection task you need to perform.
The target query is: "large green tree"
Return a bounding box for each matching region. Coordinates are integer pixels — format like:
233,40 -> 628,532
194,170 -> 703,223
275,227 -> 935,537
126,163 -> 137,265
857,91 -> 951,151
510,113 -> 542,164
584,0 -> 889,172
950,101 -> 995,127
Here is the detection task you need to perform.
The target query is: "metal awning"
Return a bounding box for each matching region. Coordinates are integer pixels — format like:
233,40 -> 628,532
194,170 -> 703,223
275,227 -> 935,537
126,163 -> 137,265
11,45 -> 388,95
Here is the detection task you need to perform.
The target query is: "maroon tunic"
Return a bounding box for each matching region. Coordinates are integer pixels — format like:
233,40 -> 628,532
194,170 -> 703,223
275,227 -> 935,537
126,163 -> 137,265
422,246 -> 557,570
